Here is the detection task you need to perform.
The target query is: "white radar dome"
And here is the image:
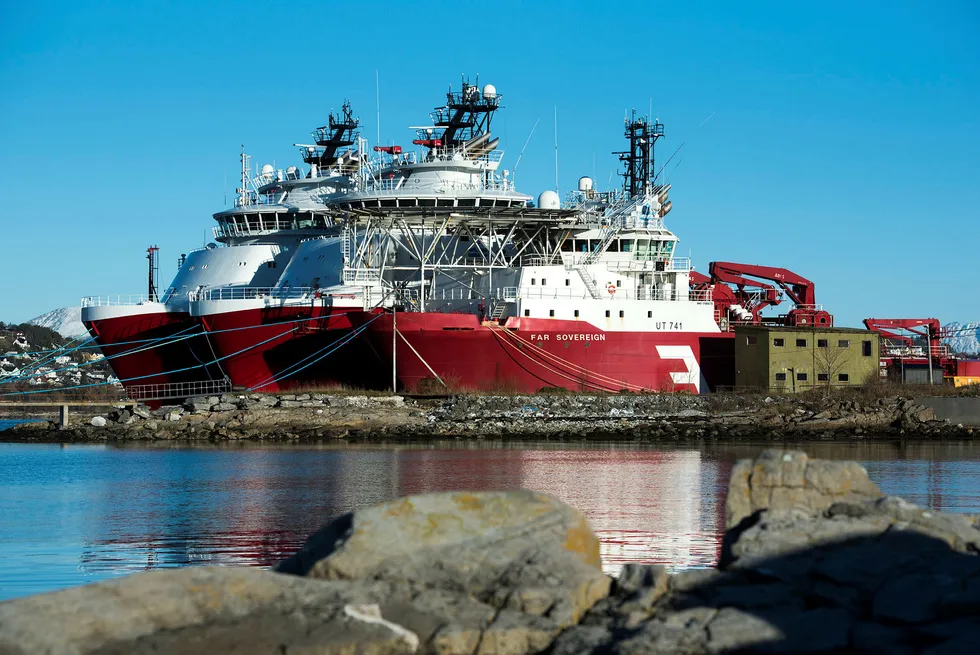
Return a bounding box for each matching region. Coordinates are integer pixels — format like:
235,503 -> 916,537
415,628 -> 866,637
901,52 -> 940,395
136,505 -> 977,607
538,190 -> 560,209
286,166 -> 299,178
261,164 -> 275,178
578,176 -> 593,192
482,84 -> 497,99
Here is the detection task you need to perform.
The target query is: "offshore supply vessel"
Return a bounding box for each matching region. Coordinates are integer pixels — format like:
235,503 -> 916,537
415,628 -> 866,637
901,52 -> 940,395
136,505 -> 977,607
79,104 -> 361,400
346,112 -> 727,393
190,79 -> 534,392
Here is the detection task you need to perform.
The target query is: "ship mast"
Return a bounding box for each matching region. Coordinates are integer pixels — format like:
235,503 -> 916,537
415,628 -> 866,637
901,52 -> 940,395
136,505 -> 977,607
615,111 -> 664,198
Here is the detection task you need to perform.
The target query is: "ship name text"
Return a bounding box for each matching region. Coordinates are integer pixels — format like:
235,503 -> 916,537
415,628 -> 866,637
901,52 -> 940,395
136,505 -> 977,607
529,333 -> 607,342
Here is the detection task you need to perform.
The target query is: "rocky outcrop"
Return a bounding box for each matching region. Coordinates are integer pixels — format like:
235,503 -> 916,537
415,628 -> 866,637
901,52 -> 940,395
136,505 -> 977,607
558,450 -> 980,653
6,392 -> 973,443
4,452 -> 980,653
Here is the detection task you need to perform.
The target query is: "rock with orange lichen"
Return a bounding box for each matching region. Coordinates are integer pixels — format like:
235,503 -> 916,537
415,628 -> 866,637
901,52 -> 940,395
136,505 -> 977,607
276,489 -> 611,649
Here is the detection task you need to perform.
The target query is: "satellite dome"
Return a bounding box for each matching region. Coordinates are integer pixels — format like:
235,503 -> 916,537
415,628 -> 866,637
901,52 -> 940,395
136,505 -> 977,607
482,84 -> 497,99
538,190 -> 560,209
261,164 -> 275,179
286,166 -> 299,179
578,176 -> 593,192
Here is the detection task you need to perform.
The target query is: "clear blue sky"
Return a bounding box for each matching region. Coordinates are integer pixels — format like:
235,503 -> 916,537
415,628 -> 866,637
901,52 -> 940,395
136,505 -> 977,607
2,1 -> 977,326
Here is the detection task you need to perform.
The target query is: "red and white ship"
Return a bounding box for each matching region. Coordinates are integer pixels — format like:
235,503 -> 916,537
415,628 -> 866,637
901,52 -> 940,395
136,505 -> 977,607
81,104 -> 360,401
344,114 -> 733,393
191,79 -> 532,392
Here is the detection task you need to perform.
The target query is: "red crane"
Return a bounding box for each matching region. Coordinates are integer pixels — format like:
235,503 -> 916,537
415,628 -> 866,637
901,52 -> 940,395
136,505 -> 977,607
707,262 -> 833,327
862,318 -> 948,363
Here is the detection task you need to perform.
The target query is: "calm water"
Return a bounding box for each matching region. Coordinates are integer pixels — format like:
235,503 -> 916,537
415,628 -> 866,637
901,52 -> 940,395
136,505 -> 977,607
1,440 -> 980,600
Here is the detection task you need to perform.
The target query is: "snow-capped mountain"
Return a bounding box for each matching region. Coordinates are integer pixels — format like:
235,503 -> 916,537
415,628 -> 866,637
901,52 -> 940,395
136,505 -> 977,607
28,306 -> 88,339
943,322 -> 980,356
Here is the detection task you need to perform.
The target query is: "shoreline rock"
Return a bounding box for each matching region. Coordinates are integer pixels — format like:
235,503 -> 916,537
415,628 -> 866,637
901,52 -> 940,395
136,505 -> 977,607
2,392 -> 975,444
3,450 -> 980,653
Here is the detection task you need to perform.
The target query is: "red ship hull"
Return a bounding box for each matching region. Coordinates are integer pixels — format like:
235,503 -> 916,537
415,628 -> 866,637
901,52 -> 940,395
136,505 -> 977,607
84,312 -> 225,394
354,311 -> 733,394
198,306 -> 387,392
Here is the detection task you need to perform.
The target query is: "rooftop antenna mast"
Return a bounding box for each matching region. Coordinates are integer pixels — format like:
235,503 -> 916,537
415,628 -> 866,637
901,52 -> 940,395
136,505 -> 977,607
376,70 -> 381,147
511,117 -> 540,182
553,106 -> 559,194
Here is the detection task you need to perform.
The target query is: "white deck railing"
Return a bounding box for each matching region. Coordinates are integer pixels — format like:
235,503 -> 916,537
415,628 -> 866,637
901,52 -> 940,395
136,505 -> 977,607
81,295 -> 155,307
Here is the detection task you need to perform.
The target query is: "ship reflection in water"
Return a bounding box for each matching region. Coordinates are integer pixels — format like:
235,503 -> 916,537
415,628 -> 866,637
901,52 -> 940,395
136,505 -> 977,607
2,441 -> 980,600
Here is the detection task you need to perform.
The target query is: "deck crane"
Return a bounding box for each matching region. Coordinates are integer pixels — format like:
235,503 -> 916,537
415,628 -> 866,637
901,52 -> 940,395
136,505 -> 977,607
690,269 -> 782,327
862,318 -> 954,383
708,262 -> 834,327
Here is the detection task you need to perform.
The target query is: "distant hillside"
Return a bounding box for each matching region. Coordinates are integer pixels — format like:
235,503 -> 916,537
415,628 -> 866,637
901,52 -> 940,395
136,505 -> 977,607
943,322 -> 980,356
28,306 -> 87,339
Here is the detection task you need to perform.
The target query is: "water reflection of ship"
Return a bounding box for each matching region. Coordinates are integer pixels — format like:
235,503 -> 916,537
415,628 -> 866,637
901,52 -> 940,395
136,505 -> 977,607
395,446 -> 728,574
78,448 -> 404,572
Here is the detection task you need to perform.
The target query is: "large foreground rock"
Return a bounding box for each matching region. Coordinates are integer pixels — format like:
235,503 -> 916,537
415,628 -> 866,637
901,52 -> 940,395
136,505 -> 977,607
0,567 -> 412,655
0,491 -> 610,655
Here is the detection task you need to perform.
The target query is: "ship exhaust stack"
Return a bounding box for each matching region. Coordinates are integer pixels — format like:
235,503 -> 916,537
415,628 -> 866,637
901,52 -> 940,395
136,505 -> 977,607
146,245 -> 160,302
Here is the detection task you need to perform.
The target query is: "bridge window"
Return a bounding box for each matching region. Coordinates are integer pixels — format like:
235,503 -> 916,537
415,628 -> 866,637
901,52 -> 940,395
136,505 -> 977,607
619,310 -> 624,318
574,310 -> 579,318
549,310 -> 555,317
560,239 -> 572,252
524,309 -> 530,317
621,240 -> 633,252
605,310 -> 610,318
648,311 -> 652,318
541,278 -> 547,285
565,279 -> 570,286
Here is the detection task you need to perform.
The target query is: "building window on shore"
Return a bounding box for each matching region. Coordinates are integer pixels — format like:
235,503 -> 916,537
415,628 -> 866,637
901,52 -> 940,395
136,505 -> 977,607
524,309 -> 530,317
839,340 -> 850,348
549,309 -> 555,317
818,373 -> 830,382
863,340 -> 873,356
574,310 -> 579,318
746,335 -> 757,345
797,372 -> 808,381
818,339 -> 828,348
605,310 -> 611,318
838,373 -> 850,382
796,338 -> 807,347
775,373 -> 787,381
773,338 -> 784,347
